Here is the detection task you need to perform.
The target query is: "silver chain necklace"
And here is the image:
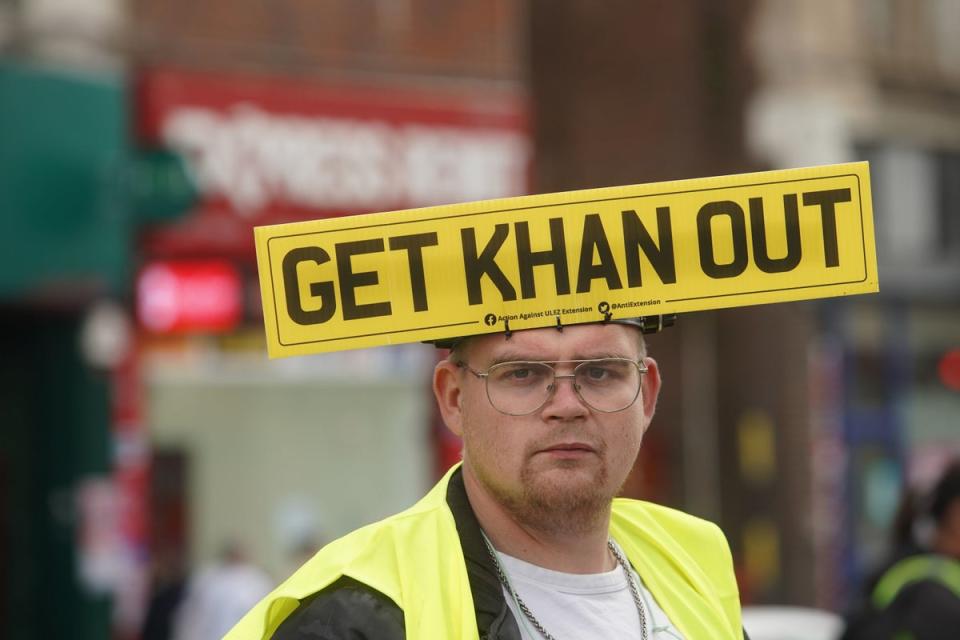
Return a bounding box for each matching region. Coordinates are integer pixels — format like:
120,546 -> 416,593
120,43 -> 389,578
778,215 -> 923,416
481,534 -> 649,640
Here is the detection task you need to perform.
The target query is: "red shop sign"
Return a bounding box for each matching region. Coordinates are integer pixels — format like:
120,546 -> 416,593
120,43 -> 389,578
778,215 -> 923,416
136,260 -> 243,333
136,67 -> 530,258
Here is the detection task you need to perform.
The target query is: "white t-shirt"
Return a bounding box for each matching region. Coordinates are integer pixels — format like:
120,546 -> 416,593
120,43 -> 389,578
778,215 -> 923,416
495,541 -> 685,639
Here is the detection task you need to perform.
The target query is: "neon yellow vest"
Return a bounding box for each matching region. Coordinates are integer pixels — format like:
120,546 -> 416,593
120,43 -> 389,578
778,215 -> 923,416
226,465 -> 743,639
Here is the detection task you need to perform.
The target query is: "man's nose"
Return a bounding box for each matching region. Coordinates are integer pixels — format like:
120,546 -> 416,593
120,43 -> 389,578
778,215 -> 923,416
541,374 -> 589,419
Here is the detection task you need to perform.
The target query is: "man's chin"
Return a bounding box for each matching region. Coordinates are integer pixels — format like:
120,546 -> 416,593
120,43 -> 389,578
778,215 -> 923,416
523,465 -> 612,512
528,455 -> 605,487
469,459 -> 614,534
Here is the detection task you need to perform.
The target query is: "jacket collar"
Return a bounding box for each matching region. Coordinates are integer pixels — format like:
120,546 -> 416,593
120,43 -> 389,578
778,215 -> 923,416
445,467 -> 523,640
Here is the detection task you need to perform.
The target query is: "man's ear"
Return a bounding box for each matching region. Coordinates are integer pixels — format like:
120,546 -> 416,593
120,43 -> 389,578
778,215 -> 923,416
433,359 -> 465,437
640,357 -> 661,427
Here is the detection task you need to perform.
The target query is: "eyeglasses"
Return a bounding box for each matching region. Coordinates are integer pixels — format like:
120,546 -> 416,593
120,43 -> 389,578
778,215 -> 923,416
457,358 -> 648,416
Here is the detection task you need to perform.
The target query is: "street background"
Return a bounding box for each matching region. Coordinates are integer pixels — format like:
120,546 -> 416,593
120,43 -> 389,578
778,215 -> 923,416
1,1 -> 958,638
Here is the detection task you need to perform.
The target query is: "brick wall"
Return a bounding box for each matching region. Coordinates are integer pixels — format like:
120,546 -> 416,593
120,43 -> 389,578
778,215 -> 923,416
529,0 -> 756,192
130,0 -> 525,84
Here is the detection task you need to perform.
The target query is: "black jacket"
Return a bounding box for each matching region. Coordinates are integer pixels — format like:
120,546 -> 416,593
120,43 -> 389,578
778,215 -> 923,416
840,554 -> 960,640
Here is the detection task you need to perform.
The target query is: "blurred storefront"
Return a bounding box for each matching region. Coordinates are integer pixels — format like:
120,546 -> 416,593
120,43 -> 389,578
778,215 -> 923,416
528,0 -> 960,611
0,59 -> 190,639
1,57 -> 132,639
130,66 -> 530,585
748,0 -> 960,609
2,2 -> 531,636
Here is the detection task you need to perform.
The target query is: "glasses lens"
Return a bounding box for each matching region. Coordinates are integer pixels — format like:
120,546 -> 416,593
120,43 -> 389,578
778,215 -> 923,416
486,361 -> 554,415
574,359 -> 642,412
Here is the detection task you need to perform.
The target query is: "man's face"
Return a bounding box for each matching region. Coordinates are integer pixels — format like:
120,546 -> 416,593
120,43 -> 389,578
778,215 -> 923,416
433,323 -> 661,533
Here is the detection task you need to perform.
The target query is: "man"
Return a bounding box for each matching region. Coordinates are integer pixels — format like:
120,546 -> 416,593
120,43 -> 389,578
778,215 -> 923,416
227,317 -> 744,639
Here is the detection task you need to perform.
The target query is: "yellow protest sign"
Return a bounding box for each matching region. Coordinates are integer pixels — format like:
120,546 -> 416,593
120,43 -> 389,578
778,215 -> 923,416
256,162 -> 877,357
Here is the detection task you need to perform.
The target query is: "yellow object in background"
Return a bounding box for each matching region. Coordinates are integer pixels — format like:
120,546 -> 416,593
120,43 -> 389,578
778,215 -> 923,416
743,517 -> 782,593
738,409 -> 777,486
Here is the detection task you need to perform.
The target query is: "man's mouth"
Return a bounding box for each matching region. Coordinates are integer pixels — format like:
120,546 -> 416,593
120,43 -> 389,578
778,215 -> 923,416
538,442 -> 597,456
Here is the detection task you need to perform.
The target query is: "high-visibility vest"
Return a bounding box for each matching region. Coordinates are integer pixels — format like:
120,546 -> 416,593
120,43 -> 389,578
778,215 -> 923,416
226,464 -> 743,639
871,554 -> 960,610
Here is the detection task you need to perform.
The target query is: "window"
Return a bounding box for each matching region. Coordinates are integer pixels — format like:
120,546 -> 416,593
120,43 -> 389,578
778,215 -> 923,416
859,143 -> 960,267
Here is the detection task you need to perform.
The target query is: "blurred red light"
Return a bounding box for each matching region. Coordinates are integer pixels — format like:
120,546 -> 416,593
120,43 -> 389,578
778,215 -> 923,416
137,260 -> 242,334
939,349 -> 960,392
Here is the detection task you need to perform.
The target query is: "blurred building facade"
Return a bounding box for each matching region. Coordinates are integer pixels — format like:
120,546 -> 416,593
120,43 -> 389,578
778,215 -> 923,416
1,2 -> 144,639
128,2 -> 530,639
529,0 -> 960,609
1,1 -> 958,638
747,0 -> 960,608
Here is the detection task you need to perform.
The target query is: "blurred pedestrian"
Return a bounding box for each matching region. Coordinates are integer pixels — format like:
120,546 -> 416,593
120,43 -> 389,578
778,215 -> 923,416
172,541 -> 272,640
840,459 -> 960,640
141,546 -> 188,640
227,317 -> 747,639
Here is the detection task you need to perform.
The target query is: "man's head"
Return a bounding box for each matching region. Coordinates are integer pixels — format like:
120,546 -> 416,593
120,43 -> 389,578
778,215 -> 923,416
433,322 -> 661,535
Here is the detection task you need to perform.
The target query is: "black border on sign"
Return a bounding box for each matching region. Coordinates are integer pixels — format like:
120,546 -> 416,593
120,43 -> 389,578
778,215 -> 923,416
268,172 -> 867,347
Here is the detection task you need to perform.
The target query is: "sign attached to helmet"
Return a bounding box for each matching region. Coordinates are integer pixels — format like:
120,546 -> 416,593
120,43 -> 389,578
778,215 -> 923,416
255,162 -> 877,358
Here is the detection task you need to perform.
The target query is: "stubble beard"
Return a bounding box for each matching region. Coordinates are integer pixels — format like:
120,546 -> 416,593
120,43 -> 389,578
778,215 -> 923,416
516,459 -> 614,536
469,444 -> 621,538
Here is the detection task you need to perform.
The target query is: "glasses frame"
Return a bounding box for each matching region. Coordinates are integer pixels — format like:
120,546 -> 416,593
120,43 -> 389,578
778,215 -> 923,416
457,358 -> 648,416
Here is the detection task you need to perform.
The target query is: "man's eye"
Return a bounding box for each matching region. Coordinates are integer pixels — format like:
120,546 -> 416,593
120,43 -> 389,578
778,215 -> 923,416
496,364 -> 547,384
579,361 -> 630,384
585,366 -> 609,380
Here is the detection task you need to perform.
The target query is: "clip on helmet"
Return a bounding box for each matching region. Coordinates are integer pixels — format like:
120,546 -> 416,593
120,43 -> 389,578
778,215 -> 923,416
427,314 -> 677,350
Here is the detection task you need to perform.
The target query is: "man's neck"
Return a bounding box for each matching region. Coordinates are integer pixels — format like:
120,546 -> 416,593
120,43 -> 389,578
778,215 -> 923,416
462,467 -> 616,574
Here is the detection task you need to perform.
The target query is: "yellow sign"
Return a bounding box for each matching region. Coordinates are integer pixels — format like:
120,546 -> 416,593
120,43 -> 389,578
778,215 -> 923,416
256,162 -> 877,357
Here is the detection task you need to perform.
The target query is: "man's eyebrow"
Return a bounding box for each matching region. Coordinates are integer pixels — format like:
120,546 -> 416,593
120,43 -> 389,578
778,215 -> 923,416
484,351 -> 632,366
575,351 -> 630,360
485,352 -> 540,366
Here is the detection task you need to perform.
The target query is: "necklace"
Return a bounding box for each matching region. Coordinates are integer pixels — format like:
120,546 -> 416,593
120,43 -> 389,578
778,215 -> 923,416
481,534 -> 649,640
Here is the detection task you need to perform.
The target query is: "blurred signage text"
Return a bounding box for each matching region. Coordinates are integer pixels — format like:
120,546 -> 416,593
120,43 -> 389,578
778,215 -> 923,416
136,68 -> 529,258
